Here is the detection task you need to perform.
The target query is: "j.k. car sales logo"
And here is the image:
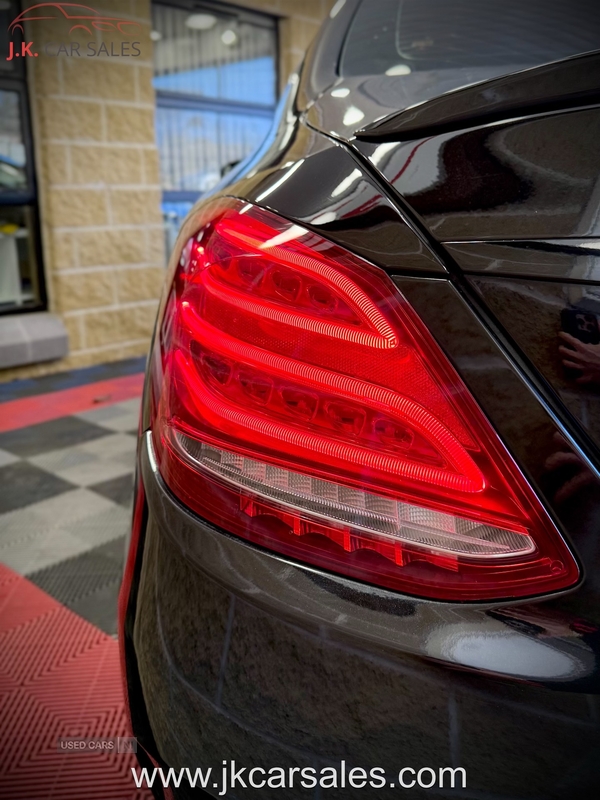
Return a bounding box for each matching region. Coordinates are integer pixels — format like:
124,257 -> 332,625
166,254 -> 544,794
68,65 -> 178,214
6,2 -> 142,61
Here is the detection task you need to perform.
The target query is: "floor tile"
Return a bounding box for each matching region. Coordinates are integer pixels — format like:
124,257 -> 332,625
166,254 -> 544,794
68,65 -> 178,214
27,535 -> 125,606
0,355 -> 145,402
27,536 -> 125,635
0,462 -> 76,515
75,400 -> 141,433
64,504 -> 131,549
0,495 -> 123,574
3,528 -> 89,574
26,447 -> 99,475
95,536 -> 128,564
28,433 -> 136,487
88,473 -> 134,507
78,432 -> 137,460
0,449 -> 19,468
0,416 -> 108,458
0,488 -> 117,544
112,398 -> 144,414
67,580 -> 122,636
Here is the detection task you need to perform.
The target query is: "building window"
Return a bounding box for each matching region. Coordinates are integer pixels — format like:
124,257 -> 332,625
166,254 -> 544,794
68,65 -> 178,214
0,1 -> 45,315
152,2 -> 278,252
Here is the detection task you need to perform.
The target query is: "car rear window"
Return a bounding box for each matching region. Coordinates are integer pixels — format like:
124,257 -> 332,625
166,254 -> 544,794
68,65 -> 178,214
340,0 -> 600,76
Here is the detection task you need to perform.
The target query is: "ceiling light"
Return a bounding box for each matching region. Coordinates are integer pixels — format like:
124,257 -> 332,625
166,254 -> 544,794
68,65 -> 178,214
342,106 -> 364,127
186,13 -> 217,30
386,64 -> 412,76
221,29 -> 238,46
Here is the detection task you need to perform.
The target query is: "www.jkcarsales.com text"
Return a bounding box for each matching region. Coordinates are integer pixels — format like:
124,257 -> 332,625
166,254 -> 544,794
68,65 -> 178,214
131,761 -> 467,793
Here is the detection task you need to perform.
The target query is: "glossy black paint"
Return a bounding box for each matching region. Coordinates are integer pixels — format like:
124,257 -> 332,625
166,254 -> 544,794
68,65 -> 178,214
124,14 -> 600,799
239,128 -> 445,273
357,105 -> 600,241
356,51 -> 600,141
295,0 -> 361,112
131,432 -> 600,800
445,239 -> 600,282
469,276 -> 600,450
395,278 -> 600,614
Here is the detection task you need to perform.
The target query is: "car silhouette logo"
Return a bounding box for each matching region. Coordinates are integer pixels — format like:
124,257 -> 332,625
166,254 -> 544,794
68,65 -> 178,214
9,3 -> 141,36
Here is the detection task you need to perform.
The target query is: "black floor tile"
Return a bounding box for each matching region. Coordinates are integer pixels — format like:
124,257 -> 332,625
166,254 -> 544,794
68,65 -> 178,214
88,473 -> 134,507
95,536 -> 127,564
27,536 -> 125,602
68,581 -> 121,636
27,536 -> 125,635
0,416 -> 108,458
0,462 -> 76,514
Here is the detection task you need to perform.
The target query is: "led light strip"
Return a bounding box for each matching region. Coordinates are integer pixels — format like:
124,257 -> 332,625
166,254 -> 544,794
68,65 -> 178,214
172,430 -> 536,560
213,219 -> 398,344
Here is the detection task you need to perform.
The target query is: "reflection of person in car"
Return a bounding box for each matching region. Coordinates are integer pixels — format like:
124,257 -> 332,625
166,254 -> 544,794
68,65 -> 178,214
559,331 -> 600,385
545,432 -> 596,504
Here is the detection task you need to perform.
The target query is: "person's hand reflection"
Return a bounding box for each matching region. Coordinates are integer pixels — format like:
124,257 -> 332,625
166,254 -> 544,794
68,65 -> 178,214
544,432 -> 596,504
558,331 -> 600,384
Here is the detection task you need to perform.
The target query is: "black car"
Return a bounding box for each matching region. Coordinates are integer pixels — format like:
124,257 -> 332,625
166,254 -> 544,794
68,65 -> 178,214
120,1 -> 600,797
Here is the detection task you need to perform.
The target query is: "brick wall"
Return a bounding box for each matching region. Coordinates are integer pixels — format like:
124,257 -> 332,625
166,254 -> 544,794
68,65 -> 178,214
0,1 -> 165,381
1,0 -> 335,382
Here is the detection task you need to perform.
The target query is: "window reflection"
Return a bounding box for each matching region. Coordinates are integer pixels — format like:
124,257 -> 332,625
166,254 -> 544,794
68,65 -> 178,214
0,206 -> 41,310
0,81 -> 43,313
0,89 -> 27,192
152,2 -> 277,252
156,107 -> 272,194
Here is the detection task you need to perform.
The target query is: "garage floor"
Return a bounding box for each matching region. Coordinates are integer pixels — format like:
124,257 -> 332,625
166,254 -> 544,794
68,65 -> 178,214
0,358 -> 152,799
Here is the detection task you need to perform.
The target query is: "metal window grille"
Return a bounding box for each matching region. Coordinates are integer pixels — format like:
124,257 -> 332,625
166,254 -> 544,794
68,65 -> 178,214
152,2 -> 278,251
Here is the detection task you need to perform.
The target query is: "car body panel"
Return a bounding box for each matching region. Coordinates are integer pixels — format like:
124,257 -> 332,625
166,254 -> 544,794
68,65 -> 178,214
356,106 -> 600,241
444,239 -> 600,282
129,431 -> 600,799
469,276 -> 600,450
356,51 -> 600,141
123,7 -> 600,796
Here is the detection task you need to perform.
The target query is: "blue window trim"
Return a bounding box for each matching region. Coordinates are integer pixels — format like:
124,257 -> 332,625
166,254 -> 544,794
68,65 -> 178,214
153,2 -> 279,218
155,90 -> 276,118
162,190 -> 203,203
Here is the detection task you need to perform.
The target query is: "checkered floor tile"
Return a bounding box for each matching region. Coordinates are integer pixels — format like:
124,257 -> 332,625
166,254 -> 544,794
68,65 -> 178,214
0,399 -> 139,634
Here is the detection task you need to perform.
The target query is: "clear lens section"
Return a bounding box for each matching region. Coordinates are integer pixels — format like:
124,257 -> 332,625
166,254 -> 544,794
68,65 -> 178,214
174,431 -> 536,560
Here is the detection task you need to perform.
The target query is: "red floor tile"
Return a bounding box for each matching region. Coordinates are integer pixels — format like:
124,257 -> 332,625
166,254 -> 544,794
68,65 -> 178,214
0,564 -> 151,800
0,374 -> 144,434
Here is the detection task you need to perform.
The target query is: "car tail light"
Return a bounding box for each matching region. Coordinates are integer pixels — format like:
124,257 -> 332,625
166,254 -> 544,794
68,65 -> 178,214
150,198 -> 578,601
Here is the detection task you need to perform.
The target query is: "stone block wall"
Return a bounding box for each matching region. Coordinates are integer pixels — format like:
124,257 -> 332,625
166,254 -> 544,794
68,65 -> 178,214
1,0 -> 336,381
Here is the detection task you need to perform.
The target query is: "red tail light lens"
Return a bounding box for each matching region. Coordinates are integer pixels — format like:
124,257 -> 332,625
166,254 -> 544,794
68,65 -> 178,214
151,199 -> 578,601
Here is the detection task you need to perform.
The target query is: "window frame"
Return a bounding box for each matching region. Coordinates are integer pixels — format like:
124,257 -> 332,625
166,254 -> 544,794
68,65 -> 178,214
152,0 -> 279,206
0,71 -> 47,316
